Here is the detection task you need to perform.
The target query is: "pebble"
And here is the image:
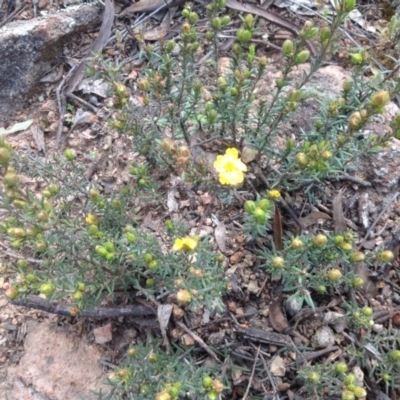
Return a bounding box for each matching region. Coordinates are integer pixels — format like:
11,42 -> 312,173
311,326 -> 336,349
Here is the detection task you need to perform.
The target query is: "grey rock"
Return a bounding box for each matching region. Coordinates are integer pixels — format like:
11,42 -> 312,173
0,2 -> 103,122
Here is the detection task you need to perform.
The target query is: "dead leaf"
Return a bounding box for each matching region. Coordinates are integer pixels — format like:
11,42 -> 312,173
269,298 -> 289,333
30,124 -> 45,152
0,119 -> 33,135
355,263 -> 379,298
143,7 -> 176,41
332,191 -> 347,232
273,205 -> 283,251
65,0 -> 114,94
167,189 -> 179,212
299,211 -> 332,228
120,0 -> 177,16
215,222 -> 227,253
158,304 -> 173,347
226,0 -> 317,56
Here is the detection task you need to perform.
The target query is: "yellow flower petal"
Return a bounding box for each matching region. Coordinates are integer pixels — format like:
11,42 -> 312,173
225,148 -> 239,158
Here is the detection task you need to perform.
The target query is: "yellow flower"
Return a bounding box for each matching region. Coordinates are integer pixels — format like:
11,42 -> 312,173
213,148 -> 247,185
85,213 -> 99,226
173,236 -> 199,252
267,189 -> 281,200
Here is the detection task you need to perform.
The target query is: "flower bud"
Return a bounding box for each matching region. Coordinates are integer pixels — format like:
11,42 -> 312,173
89,188 -> 100,201
254,208 -> 267,224
166,40 -> 176,53
259,56 -> 267,67
380,250 -> 394,263
244,200 -> 256,214
314,234 -> 328,246
344,0 -> 356,12
343,80 -> 353,93
4,172 -> 19,188
236,29 -> 252,43
351,52 -> 363,65
295,152 -> 308,167
162,138 -> 177,155
291,238 -> 303,249
336,362 -> 348,374
156,392 -> 170,400
390,350 -> 400,362
0,147 -> 11,166
348,111 -> 363,130
188,12 -> 198,24
181,22 -> 191,33
203,376 -> 213,388
221,15 -> 231,26
73,291 -> 83,302
350,251 -> 365,263
39,282 -> 54,296
307,372 -> 320,384
213,379 -> 223,393
362,306 -> 373,317
5,286 -> 19,300
352,276 -> 364,289
138,79 -> 149,91
272,256 -> 285,269
370,90 -> 390,112
244,14 -> 254,28
275,78 -> 285,89
182,8 -> 190,18
295,50 -> 310,64
320,26 -> 331,43
258,199 -> 271,211
328,269 -> 342,282
282,39 -> 294,57
64,149 -> 75,161
176,289 -> 191,304
341,242 -> 353,252
342,391 -> 355,400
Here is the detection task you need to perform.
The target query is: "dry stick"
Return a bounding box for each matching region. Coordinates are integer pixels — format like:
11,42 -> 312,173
0,242 -> 42,264
0,2 -> 26,29
11,295 -> 156,319
331,174 -> 372,188
147,293 -> 221,363
359,191 -> 400,248
258,351 -> 281,400
242,345 -> 261,400
174,319 -> 220,363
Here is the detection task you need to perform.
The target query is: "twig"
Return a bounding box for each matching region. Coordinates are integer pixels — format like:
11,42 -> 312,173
11,295 -> 156,319
331,174 -> 372,188
146,293 -> 221,362
258,349 -> 281,400
0,2 -> 26,29
0,242 -> 42,264
242,345 -> 260,400
359,191 -> 400,247
174,319 -> 220,363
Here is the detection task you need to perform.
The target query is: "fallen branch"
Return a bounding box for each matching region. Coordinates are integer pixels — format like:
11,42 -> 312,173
11,295 -> 155,319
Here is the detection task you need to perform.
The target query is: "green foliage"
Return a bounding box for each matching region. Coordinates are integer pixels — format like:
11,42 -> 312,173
1,0 -> 400,398
97,337 -> 226,400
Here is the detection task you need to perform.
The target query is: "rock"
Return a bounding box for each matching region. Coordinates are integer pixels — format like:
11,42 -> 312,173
270,355 -> 286,377
2,320 -> 106,399
0,3 -> 103,122
311,326 -> 336,349
323,311 -> 347,333
93,322 -> 113,344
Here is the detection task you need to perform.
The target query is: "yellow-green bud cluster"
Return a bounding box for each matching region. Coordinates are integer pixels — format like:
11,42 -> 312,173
295,140 -> 332,172
244,197 -> 273,225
